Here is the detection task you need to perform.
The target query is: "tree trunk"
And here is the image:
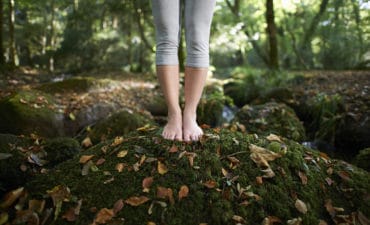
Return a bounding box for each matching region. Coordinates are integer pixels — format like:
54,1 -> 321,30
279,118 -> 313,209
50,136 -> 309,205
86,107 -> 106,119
0,0 -> 5,65
8,0 -> 16,66
265,0 -> 279,69
47,0 -> 56,72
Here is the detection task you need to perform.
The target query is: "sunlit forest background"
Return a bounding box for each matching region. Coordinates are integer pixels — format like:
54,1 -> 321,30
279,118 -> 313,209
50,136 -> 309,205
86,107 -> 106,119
0,0 -> 369,73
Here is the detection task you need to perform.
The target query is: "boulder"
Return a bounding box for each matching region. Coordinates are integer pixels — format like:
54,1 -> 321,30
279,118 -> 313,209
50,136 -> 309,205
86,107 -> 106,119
353,148 -> 370,172
43,137 -> 81,166
0,90 -> 64,137
2,127 -> 365,225
233,102 -> 306,142
88,108 -> 155,144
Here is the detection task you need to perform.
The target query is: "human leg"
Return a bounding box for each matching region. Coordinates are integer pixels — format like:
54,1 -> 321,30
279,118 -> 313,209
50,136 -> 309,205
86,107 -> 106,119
183,0 -> 216,141
152,0 -> 182,141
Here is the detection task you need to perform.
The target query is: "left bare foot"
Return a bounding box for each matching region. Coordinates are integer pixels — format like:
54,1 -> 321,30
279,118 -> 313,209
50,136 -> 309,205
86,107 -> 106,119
182,110 -> 203,142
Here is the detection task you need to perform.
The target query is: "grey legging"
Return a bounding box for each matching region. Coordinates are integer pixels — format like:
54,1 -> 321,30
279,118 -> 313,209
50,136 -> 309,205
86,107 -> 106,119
152,0 -> 216,68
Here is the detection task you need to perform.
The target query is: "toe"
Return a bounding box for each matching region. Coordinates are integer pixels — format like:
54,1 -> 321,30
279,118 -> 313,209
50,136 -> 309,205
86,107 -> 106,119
184,133 -> 191,142
191,134 -> 199,141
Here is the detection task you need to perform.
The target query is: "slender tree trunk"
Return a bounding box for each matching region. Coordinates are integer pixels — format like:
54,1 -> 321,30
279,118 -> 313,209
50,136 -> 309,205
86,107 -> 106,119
265,0 -> 279,69
351,0 -> 363,58
47,0 -> 56,72
8,0 -> 16,66
0,0 -> 5,65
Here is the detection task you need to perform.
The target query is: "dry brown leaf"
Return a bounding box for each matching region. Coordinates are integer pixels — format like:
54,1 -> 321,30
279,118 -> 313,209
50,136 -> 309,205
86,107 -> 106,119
125,196 -> 150,207
169,144 -> 178,153
178,185 -> 189,200
266,134 -> 283,143
117,150 -> 128,158
318,220 -> 328,225
147,222 -> 156,225
358,211 -> 370,225
79,155 -> 94,164
0,187 -> 24,209
111,136 -> 124,147
96,158 -> 106,166
116,163 -> 126,173
113,199 -> 124,215
142,177 -> 154,193
262,216 -> 282,225
324,199 -> 336,217
186,152 -> 197,167
261,168 -> 276,178
167,188 -> 175,205
156,187 -> 169,199
295,199 -> 308,214
94,208 -> 114,224
298,171 -> 308,185
157,161 -> 168,175
82,160 -> 94,176
249,144 -> 283,168
62,207 -> 77,222
203,180 -> 217,189
256,176 -> 263,185
28,199 -> 45,214
81,137 -> 92,148
337,171 -> 351,182
287,217 -> 302,225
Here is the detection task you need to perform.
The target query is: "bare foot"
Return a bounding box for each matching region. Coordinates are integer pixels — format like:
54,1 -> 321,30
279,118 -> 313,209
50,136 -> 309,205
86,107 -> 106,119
162,111 -> 183,141
183,110 -> 203,142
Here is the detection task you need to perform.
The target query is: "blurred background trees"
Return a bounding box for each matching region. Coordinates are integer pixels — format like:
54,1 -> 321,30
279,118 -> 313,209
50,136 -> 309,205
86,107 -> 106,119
0,0 -> 369,73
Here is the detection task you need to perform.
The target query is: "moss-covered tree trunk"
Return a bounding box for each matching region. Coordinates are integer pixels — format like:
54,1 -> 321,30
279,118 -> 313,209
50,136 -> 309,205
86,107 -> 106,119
8,0 -> 16,67
266,0 -> 279,69
0,0 -> 4,65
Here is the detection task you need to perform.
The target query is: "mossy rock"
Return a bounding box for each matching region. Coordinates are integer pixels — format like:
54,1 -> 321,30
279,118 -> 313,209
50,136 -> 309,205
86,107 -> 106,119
197,83 -> 232,127
36,76 -> 117,93
3,127 -> 366,225
253,87 -> 295,105
143,94 -> 167,117
353,148 -> 370,171
0,134 -> 33,195
223,78 -> 260,108
43,137 -> 81,166
233,102 -> 306,142
0,90 -> 64,137
88,109 -> 155,144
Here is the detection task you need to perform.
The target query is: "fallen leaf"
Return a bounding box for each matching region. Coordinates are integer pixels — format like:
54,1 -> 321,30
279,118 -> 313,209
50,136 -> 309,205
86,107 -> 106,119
79,155 -> 94,164
337,171 -> 351,182
203,180 -> 217,189
28,199 -> 45,214
232,215 -> 246,223
358,211 -> 370,225
156,187 -> 169,199
82,160 -> 94,176
324,199 -> 336,217
256,176 -> 263,185
186,152 -> 197,167
142,177 -> 154,193
47,185 -> 71,220
157,161 -> 168,175
81,137 -> 92,148
117,150 -> 128,158
287,217 -> 302,225
113,199 -> 124,215
0,212 -> 8,225
298,171 -> 308,185
111,136 -> 124,147
295,199 -> 308,214
249,144 -> 283,168
261,168 -> 276,178
325,177 -> 334,186
178,185 -> 189,200
0,187 -> 24,209
116,163 -> 126,173
318,220 -> 328,225
94,208 -> 114,224
147,222 -> 156,225
169,144 -> 178,153
96,158 -> 106,165
12,209 -> 39,225
262,216 -> 282,225
266,134 -> 283,142
125,196 -> 150,206
62,207 -> 77,222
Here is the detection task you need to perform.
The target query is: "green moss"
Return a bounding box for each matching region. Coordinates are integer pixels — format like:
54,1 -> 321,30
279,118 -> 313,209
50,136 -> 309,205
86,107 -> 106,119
0,90 -> 63,137
353,148 -> 370,171
233,102 -> 306,142
88,109 -> 155,144
6,127 -> 366,225
43,137 -> 81,166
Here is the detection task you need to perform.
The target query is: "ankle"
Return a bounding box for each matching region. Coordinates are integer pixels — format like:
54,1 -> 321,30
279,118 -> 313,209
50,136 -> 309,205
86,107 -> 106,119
168,107 -> 182,118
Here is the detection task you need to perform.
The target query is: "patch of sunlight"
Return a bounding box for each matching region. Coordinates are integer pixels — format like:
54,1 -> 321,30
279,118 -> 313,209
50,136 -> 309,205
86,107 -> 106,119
93,29 -> 119,41
312,37 -> 321,55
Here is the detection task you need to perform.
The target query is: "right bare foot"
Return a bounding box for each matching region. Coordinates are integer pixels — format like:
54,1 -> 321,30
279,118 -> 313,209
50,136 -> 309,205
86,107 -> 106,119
162,110 -> 183,141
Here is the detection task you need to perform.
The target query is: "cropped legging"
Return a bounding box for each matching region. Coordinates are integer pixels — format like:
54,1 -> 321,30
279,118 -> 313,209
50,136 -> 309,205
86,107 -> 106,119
152,0 -> 216,68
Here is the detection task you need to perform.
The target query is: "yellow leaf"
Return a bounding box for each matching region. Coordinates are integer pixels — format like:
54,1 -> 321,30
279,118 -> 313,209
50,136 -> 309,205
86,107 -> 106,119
266,133 -> 283,142
125,196 -> 150,206
116,163 -> 126,173
157,161 -> 168,175
117,150 -> 128,158
111,136 -> 124,147
203,180 -> 217,189
79,155 -> 94,164
81,137 -> 92,148
0,187 -> 24,209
